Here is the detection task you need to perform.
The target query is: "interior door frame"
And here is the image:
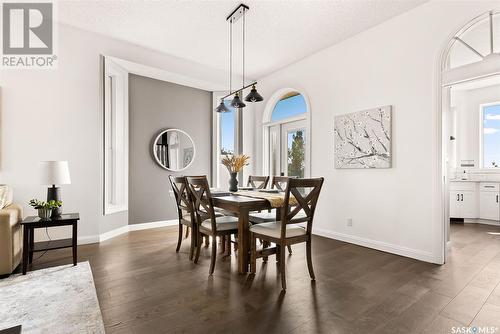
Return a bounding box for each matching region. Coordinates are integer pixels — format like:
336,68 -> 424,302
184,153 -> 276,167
438,9 -> 500,264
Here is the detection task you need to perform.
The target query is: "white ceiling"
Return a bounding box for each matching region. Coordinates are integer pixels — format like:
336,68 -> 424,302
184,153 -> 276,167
57,0 -> 427,79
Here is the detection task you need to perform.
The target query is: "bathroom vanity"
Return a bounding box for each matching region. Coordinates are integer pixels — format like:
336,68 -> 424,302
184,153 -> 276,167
450,180 -> 500,223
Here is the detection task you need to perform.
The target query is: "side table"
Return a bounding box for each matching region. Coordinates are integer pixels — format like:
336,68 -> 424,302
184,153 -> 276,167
21,213 -> 80,275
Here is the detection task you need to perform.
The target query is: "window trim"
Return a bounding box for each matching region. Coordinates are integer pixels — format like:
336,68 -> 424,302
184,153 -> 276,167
479,100 -> 500,169
102,57 -> 129,215
262,88 -> 311,177
212,93 -> 242,188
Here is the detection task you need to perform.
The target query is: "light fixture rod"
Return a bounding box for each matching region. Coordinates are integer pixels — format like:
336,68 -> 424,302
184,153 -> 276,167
220,82 -> 258,101
489,12 -> 494,55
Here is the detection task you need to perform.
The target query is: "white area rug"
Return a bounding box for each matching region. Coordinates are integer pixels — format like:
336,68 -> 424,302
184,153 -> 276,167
0,261 -> 105,334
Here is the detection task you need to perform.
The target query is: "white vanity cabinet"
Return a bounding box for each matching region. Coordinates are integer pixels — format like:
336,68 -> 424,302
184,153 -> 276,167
479,183 -> 500,221
449,182 -> 478,219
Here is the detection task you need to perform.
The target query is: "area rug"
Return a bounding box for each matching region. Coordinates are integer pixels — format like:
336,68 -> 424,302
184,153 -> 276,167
0,261 -> 105,334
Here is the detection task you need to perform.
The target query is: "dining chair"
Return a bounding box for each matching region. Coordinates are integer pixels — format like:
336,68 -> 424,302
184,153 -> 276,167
168,175 -> 196,260
249,177 -> 324,290
249,176 -> 292,223
247,175 -> 270,189
186,176 -> 239,275
249,176 -> 296,254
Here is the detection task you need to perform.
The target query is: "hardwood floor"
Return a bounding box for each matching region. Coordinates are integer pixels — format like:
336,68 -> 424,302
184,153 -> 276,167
17,223 -> 500,334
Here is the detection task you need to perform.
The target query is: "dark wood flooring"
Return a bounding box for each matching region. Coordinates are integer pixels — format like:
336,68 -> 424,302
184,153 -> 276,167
16,223 -> 500,334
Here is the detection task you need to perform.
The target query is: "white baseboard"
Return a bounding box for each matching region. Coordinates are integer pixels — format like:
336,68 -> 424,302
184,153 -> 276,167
99,225 -> 130,242
77,235 -> 99,245
76,220 -> 178,245
313,228 -> 438,264
129,219 -> 178,231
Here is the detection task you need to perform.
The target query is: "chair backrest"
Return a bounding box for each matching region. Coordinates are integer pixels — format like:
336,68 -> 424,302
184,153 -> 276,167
185,176 -> 217,231
271,176 -> 292,191
281,177 -> 324,238
247,175 -> 270,189
168,175 -> 193,221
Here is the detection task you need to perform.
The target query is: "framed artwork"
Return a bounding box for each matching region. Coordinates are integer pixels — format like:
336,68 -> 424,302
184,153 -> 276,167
334,105 -> 392,169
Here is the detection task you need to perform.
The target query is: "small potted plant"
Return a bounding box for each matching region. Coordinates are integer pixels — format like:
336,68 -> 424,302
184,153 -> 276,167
29,199 -> 63,220
221,154 -> 250,192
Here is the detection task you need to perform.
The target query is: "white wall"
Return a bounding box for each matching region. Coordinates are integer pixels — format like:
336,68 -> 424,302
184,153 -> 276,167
0,24 -> 227,242
252,0 -> 500,263
452,84 -> 500,168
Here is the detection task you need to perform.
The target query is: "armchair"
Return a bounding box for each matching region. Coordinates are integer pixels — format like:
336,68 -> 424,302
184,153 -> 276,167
0,203 -> 23,276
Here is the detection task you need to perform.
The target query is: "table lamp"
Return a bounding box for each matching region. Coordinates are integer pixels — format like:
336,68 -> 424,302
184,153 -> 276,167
40,161 -> 71,217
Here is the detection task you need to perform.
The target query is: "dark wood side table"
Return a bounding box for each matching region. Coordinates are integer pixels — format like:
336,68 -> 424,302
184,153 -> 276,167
21,213 -> 80,275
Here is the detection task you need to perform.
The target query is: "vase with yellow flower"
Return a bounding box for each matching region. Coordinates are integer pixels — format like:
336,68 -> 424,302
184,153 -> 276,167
221,154 -> 250,192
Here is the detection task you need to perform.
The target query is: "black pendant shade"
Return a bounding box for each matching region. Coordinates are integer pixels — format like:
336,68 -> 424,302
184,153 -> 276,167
215,100 -> 230,113
230,92 -> 246,108
244,85 -> 263,102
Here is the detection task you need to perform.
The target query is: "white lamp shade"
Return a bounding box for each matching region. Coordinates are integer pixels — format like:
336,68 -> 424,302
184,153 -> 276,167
40,161 -> 71,185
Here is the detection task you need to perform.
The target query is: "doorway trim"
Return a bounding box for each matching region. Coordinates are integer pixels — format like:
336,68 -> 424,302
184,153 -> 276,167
437,9 -> 500,265
262,87 -> 311,177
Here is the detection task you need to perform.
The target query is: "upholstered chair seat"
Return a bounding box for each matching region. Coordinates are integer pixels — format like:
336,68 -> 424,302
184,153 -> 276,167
201,216 -> 239,231
249,221 -> 306,239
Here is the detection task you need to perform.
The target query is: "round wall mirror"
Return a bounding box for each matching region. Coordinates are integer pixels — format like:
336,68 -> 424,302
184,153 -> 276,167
152,129 -> 196,171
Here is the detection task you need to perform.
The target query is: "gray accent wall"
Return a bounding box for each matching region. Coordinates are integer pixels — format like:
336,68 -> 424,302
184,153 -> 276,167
128,74 -> 212,225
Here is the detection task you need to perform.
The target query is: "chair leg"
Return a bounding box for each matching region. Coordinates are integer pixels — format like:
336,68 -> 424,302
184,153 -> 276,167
226,235 -> 231,256
221,236 -> 226,253
306,240 -> 315,280
280,244 -> 286,290
189,226 -> 195,261
287,245 -> 292,255
205,236 -> 210,248
194,232 -> 202,264
185,226 -> 190,239
209,236 -> 217,275
276,245 -> 281,264
176,223 -> 183,253
250,233 -> 256,274
263,240 -> 270,262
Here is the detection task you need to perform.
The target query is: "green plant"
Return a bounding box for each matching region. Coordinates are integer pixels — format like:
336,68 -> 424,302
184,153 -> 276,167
29,199 -> 62,210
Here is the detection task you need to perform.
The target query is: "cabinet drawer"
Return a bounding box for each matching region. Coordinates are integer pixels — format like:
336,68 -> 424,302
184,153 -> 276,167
450,182 -> 476,191
479,183 -> 500,192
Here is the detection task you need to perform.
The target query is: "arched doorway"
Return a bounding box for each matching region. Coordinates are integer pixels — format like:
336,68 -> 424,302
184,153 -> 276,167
262,88 -> 311,178
439,10 -> 500,262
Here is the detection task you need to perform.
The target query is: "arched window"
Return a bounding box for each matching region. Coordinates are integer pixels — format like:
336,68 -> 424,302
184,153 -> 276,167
271,93 -> 307,122
263,90 -> 310,178
446,11 -> 500,70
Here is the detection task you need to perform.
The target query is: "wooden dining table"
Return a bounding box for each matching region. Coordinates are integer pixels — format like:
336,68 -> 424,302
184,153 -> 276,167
212,194 -> 276,274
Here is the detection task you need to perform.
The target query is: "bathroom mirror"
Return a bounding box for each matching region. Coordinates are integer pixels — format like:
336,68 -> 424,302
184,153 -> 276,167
152,129 -> 195,171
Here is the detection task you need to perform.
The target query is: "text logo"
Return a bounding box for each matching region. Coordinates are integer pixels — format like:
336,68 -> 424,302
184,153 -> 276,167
2,2 -> 57,68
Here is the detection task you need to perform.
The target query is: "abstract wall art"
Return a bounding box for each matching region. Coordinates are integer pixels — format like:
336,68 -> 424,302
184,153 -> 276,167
334,105 -> 392,169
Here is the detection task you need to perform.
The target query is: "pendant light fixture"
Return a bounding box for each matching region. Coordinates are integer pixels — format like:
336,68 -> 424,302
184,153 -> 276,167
215,99 -> 230,113
215,3 -> 263,112
231,92 -> 246,108
244,84 -> 263,102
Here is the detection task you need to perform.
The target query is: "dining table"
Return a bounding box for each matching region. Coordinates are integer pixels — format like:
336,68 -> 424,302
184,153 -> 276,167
212,193 -> 278,274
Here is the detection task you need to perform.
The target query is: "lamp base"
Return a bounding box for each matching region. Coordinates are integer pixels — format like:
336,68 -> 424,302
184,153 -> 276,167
47,185 -> 62,217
